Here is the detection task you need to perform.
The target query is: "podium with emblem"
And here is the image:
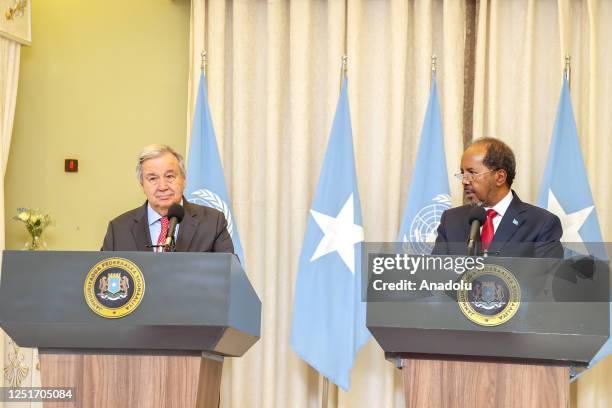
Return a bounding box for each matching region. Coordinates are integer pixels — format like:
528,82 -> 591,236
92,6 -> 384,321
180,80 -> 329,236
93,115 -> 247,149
0,250 -> 261,408
366,255 -> 609,407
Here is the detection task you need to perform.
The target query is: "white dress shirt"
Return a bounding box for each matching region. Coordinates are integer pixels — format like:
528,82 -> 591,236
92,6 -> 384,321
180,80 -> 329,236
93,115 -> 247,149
483,189 -> 514,234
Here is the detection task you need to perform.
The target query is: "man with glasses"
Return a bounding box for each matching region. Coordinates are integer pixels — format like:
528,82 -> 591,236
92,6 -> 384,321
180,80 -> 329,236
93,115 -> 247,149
432,137 -> 563,258
101,144 -> 234,253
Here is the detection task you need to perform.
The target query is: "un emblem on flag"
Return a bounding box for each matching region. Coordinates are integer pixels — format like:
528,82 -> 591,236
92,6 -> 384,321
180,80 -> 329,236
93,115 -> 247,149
84,258 -> 145,319
189,189 -> 235,237
405,194 -> 451,254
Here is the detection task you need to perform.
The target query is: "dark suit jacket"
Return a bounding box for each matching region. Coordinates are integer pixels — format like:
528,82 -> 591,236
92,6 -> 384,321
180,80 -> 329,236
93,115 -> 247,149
432,191 -> 563,258
101,201 -> 235,253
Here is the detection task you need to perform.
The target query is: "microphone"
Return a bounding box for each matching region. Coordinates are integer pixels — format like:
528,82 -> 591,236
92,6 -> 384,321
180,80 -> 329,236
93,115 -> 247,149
467,206 -> 486,256
164,203 -> 185,250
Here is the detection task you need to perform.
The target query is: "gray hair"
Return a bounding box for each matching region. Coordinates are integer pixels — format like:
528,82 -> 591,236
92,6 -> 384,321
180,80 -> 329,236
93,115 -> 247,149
135,144 -> 186,183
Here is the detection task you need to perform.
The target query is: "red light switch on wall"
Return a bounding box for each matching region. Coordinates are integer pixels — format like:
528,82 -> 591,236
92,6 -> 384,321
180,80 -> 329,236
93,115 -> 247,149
65,159 -> 78,172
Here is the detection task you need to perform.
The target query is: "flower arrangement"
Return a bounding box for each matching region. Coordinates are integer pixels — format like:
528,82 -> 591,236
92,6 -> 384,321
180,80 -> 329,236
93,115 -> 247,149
14,208 -> 52,250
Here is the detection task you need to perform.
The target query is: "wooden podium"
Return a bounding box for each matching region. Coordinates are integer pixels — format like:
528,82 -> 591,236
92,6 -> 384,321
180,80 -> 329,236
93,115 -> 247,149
0,251 -> 261,408
366,254 -> 609,408
397,356 -> 568,407
39,352 -> 223,407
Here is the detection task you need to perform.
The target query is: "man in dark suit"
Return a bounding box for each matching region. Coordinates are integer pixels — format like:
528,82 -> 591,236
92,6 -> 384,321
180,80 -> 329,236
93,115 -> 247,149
432,137 -> 563,258
102,144 -> 234,253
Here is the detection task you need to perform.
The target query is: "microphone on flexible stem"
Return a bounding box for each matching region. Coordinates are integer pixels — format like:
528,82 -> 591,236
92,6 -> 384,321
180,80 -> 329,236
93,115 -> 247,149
164,203 -> 185,252
467,206 -> 486,256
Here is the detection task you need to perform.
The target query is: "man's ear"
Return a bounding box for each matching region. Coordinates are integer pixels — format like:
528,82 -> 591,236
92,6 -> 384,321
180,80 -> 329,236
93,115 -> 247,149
496,169 -> 508,187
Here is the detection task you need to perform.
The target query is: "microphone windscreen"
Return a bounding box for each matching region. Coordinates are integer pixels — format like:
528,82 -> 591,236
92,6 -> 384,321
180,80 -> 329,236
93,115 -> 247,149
167,203 -> 185,223
467,206 -> 486,225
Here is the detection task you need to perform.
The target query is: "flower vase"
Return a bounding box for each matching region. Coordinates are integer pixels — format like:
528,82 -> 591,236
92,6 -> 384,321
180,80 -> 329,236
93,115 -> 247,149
25,234 -> 47,250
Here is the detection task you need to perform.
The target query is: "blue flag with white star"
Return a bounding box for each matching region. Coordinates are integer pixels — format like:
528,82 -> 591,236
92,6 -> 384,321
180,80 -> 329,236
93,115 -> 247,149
290,77 -> 369,390
398,78 -> 451,253
537,77 -> 608,368
186,72 -> 245,265
537,77 -> 604,255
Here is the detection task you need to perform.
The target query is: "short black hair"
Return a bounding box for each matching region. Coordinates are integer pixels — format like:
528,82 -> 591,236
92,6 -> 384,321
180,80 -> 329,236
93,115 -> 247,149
468,137 -> 516,187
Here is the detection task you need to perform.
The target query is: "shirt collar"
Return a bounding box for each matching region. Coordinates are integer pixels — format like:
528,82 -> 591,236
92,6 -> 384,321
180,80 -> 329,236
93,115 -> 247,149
485,189 -> 513,218
147,200 -> 184,226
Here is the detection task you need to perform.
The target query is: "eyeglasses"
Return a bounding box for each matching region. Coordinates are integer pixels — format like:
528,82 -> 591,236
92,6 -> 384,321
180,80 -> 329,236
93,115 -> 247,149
454,169 -> 496,182
144,174 -> 180,186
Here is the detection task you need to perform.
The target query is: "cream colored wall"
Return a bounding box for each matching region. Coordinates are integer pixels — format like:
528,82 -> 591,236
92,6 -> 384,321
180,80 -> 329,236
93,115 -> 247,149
4,0 -> 190,250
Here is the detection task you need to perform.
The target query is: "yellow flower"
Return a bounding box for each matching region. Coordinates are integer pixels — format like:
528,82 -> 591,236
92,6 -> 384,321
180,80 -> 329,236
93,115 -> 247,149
30,214 -> 41,224
17,212 -> 30,222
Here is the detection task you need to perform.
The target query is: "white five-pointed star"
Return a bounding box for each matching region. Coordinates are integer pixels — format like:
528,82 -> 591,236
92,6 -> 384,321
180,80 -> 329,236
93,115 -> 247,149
310,194 -> 364,274
546,190 -> 593,253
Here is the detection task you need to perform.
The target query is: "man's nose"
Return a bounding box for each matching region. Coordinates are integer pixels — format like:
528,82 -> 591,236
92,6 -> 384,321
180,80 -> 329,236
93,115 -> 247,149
157,178 -> 170,189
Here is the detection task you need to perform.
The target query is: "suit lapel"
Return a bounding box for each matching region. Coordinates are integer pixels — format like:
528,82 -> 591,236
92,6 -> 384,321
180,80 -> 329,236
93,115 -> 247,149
490,192 -> 525,253
174,201 -> 199,251
131,203 -> 153,252
462,206 -> 471,241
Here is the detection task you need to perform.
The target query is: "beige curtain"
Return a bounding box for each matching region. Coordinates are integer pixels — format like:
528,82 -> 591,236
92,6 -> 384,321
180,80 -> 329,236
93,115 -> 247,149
188,1 -> 465,407
0,35 -> 18,408
0,36 -> 40,408
1,37 -> 20,193
472,0 -> 612,237
188,0 -> 612,406
472,0 -> 612,406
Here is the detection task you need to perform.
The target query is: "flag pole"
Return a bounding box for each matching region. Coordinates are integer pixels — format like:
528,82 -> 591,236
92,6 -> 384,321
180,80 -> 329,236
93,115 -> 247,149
431,54 -> 437,84
204,0 -> 209,74
322,57 -> 348,408
321,3 -> 349,406
339,54 -> 348,87
339,0 -> 348,88
564,54 -> 571,90
201,50 -> 207,75
322,376 -> 329,408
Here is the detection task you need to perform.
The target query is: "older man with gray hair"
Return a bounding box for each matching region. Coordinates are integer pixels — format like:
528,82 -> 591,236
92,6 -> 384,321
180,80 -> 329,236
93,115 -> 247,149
432,137 -> 562,258
102,144 -> 234,253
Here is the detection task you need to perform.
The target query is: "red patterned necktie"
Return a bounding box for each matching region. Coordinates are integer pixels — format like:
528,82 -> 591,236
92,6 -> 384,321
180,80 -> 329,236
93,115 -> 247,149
156,216 -> 169,252
480,209 -> 498,252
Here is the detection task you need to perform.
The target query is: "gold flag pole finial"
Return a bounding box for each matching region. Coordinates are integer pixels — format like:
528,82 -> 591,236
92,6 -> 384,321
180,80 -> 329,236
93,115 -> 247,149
564,55 -> 571,87
201,51 -> 208,72
431,54 -> 437,83
339,55 -> 348,90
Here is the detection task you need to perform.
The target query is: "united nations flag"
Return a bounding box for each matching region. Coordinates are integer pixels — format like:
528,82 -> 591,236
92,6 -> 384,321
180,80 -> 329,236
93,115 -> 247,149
398,78 -> 451,254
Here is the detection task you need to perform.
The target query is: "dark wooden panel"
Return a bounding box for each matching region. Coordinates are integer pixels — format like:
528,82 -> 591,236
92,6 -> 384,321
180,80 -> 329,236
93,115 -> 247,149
401,358 -> 568,408
40,353 -> 222,408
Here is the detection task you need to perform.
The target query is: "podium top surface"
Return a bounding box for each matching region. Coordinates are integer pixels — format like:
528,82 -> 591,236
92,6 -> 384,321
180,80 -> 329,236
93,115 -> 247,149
0,251 -> 261,357
366,255 -> 610,365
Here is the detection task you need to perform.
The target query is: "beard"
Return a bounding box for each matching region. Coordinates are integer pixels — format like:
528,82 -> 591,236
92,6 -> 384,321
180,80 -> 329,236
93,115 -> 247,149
463,178 -> 496,207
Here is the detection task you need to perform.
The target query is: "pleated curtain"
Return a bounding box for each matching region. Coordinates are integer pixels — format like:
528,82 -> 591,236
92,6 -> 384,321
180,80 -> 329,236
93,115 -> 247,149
187,0 -> 612,407
1,35 -> 43,408
1,0 -> 610,407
